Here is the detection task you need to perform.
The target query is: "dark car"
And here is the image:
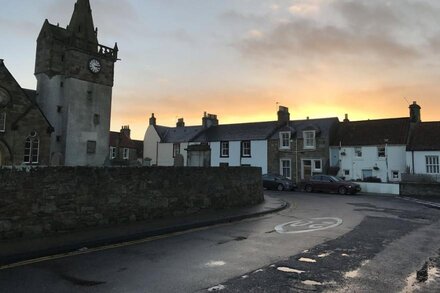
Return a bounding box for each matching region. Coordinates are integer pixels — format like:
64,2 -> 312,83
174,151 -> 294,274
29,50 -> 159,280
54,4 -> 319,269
301,175 -> 361,195
262,174 -> 297,191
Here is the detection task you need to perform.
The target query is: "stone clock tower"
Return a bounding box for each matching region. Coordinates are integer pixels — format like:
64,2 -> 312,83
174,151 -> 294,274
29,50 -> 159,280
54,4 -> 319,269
35,0 -> 118,166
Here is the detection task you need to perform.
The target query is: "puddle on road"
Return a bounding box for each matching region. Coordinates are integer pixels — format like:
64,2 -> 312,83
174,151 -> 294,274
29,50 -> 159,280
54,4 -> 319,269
302,280 -> 322,286
206,261 -> 226,267
299,257 -> 317,263
318,252 -> 332,258
277,267 -> 305,274
208,284 -> 225,291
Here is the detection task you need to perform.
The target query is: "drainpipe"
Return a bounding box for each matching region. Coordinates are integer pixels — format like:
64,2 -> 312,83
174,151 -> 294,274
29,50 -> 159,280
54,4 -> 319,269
156,141 -> 159,165
411,151 -> 415,174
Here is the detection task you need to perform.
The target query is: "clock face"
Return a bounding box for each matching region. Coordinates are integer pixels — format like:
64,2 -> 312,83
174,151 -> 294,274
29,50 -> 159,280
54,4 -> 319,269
88,58 -> 101,74
0,87 -> 10,107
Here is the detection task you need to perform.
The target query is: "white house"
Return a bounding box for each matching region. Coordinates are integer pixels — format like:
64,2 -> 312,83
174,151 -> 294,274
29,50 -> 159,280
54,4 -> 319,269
330,117 -> 410,182
406,121 -> 440,179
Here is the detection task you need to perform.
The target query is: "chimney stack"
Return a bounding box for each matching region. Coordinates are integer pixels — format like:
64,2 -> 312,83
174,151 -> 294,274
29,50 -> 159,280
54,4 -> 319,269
409,101 -> 421,123
202,112 -> 219,128
176,118 -> 185,127
343,114 -> 349,122
121,125 -> 131,138
149,113 -> 156,126
277,106 -> 290,124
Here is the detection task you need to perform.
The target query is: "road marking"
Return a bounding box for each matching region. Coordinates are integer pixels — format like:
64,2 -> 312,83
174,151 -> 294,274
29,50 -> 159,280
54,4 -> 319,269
274,217 -> 343,234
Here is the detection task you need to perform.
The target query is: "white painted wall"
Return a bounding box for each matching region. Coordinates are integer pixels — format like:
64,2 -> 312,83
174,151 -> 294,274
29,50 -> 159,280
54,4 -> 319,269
336,145 -> 407,182
143,125 -> 161,165
357,182 -> 400,195
157,142 -> 190,166
210,140 -> 267,173
406,150 -> 440,174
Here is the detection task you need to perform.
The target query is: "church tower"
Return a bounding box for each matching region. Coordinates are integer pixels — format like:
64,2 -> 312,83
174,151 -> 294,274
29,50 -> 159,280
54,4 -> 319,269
35,0 -> 118,166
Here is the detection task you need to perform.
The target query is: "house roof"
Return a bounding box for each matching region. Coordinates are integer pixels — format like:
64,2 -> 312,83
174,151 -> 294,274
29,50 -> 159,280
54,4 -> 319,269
109,131 -> 137,148
23,89 -> 37,103
194,121 -> 280,142
269,117 -> 339,139
154,125 -> 204,143
133,140 -> 144,157
407,122 -> 440,151
332,118 -> 410,146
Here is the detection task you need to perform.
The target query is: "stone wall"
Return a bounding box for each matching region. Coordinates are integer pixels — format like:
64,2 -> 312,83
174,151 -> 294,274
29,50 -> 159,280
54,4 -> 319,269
400,182 -> 440,199
0,167 -> 264,241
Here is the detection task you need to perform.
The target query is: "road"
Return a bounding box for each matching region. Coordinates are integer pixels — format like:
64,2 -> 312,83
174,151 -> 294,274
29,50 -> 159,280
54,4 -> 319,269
1,191 -> 440,292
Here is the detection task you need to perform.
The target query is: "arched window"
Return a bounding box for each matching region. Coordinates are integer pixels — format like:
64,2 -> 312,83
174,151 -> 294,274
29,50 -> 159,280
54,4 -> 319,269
24,131 -> 39,164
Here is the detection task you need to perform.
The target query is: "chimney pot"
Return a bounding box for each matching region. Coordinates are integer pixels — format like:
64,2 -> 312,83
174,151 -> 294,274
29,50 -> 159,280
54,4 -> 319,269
277,106 -> 290,124
149,113 -> 156,126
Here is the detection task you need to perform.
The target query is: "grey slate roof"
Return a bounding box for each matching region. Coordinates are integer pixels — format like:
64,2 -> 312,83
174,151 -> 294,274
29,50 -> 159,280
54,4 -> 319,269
154,125 -> 204,143
332,118 -> 410,146
193,121 -> 280,142
269,117 -> 339,139
407,122 -> 440,151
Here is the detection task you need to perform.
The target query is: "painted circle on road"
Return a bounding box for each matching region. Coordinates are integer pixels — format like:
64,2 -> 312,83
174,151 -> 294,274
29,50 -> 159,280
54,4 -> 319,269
275,217 -> 343,234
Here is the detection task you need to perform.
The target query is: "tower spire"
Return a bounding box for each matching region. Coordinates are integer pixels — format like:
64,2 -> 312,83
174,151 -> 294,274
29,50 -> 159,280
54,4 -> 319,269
68,0 -> 98,45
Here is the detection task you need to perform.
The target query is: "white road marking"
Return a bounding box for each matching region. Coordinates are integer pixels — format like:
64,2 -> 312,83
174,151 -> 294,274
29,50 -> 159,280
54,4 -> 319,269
302,280 -> 322,286
208,284 -> 225,291
299,257 -> 317,263
205,261 -> 226,267
275,217 -> 343,234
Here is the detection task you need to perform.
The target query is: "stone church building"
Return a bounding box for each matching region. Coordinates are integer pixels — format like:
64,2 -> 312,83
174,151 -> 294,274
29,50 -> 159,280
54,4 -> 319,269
0,60 -> 52,166
0,0 -> 118,167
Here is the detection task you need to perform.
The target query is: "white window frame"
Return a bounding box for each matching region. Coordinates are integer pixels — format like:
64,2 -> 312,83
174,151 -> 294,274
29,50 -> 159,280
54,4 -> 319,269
392,170 -> 400,180
314,159 -> 322,172
426,155 -> 440,174
110,146 -> 117,159
303,131 -> 316,149
354,147 -> 362,157
0,112 -> 5,132
23,132 -> 39,164
123,148 -> 129,160
241,140 -> 251,157
280,159 -> 292,179
220,141 -> 229,157
279,132 -> 291,150
377,146 -> 386,158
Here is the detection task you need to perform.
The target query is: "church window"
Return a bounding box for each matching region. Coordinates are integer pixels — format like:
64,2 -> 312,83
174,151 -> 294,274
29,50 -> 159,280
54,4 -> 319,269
0,112 -> 5,132
24,131 -> 39,164
87,140 -> 96,154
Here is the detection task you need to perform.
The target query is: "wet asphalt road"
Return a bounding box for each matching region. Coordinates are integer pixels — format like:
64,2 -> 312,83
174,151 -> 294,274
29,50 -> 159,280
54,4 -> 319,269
1,191 -> 440,292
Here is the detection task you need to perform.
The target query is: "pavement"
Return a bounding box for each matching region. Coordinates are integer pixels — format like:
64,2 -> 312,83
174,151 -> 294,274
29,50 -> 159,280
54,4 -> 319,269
0,195 -> 287,267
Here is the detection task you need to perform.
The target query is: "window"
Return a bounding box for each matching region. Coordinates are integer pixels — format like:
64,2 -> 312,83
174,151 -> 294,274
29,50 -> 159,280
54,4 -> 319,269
23,131 -> 39,164
60,82 -> 64,88
426,156 -> 440,174
392,171 -> 399,179
110,147 -> 117,159
303,131 -> 316,149
220,141 -> 229,157
279,132 -> 291,149
344,169 -> 350,176
173,143 -> 180,157
0,112 -> 5,132
314,160 -> 322,171
378,146 -> 386,157
241,140 -> 251,157
280,159 -> 292,179
123,148 -> 129,160
355,147 -> 362,157
57,106 -> 62,113
87,141 -> 96,154
362,169 -> 373,179
93,114 -> 100,125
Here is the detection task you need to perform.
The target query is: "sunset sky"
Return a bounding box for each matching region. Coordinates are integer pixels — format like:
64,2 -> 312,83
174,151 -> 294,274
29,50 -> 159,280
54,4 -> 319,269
2,0 -> 440,139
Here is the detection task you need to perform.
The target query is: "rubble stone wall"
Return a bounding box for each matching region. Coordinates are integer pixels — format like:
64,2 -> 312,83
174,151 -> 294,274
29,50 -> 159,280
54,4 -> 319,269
0,167 -> 263,240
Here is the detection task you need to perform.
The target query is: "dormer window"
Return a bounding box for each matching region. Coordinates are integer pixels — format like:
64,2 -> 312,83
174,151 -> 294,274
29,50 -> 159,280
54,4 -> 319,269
303,131 -> 316,149
279,132 -> 291,150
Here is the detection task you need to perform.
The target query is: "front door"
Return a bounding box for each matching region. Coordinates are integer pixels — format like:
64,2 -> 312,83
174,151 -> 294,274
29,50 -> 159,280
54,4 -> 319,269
302,160 -> 312,180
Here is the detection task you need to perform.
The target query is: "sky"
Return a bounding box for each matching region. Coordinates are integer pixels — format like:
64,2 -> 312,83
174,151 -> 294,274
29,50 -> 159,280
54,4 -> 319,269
2,0 -> 440,139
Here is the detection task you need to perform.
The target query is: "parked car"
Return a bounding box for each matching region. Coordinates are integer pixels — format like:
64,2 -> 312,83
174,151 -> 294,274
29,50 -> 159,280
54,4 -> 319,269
262,174 -> 297,191
301,175 -> 361,195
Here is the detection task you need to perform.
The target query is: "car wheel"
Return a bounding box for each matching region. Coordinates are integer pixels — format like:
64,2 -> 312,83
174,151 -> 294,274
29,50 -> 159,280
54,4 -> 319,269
305,185 -> 313,193
277,184 -> 284,191
338,186 -> 347,195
